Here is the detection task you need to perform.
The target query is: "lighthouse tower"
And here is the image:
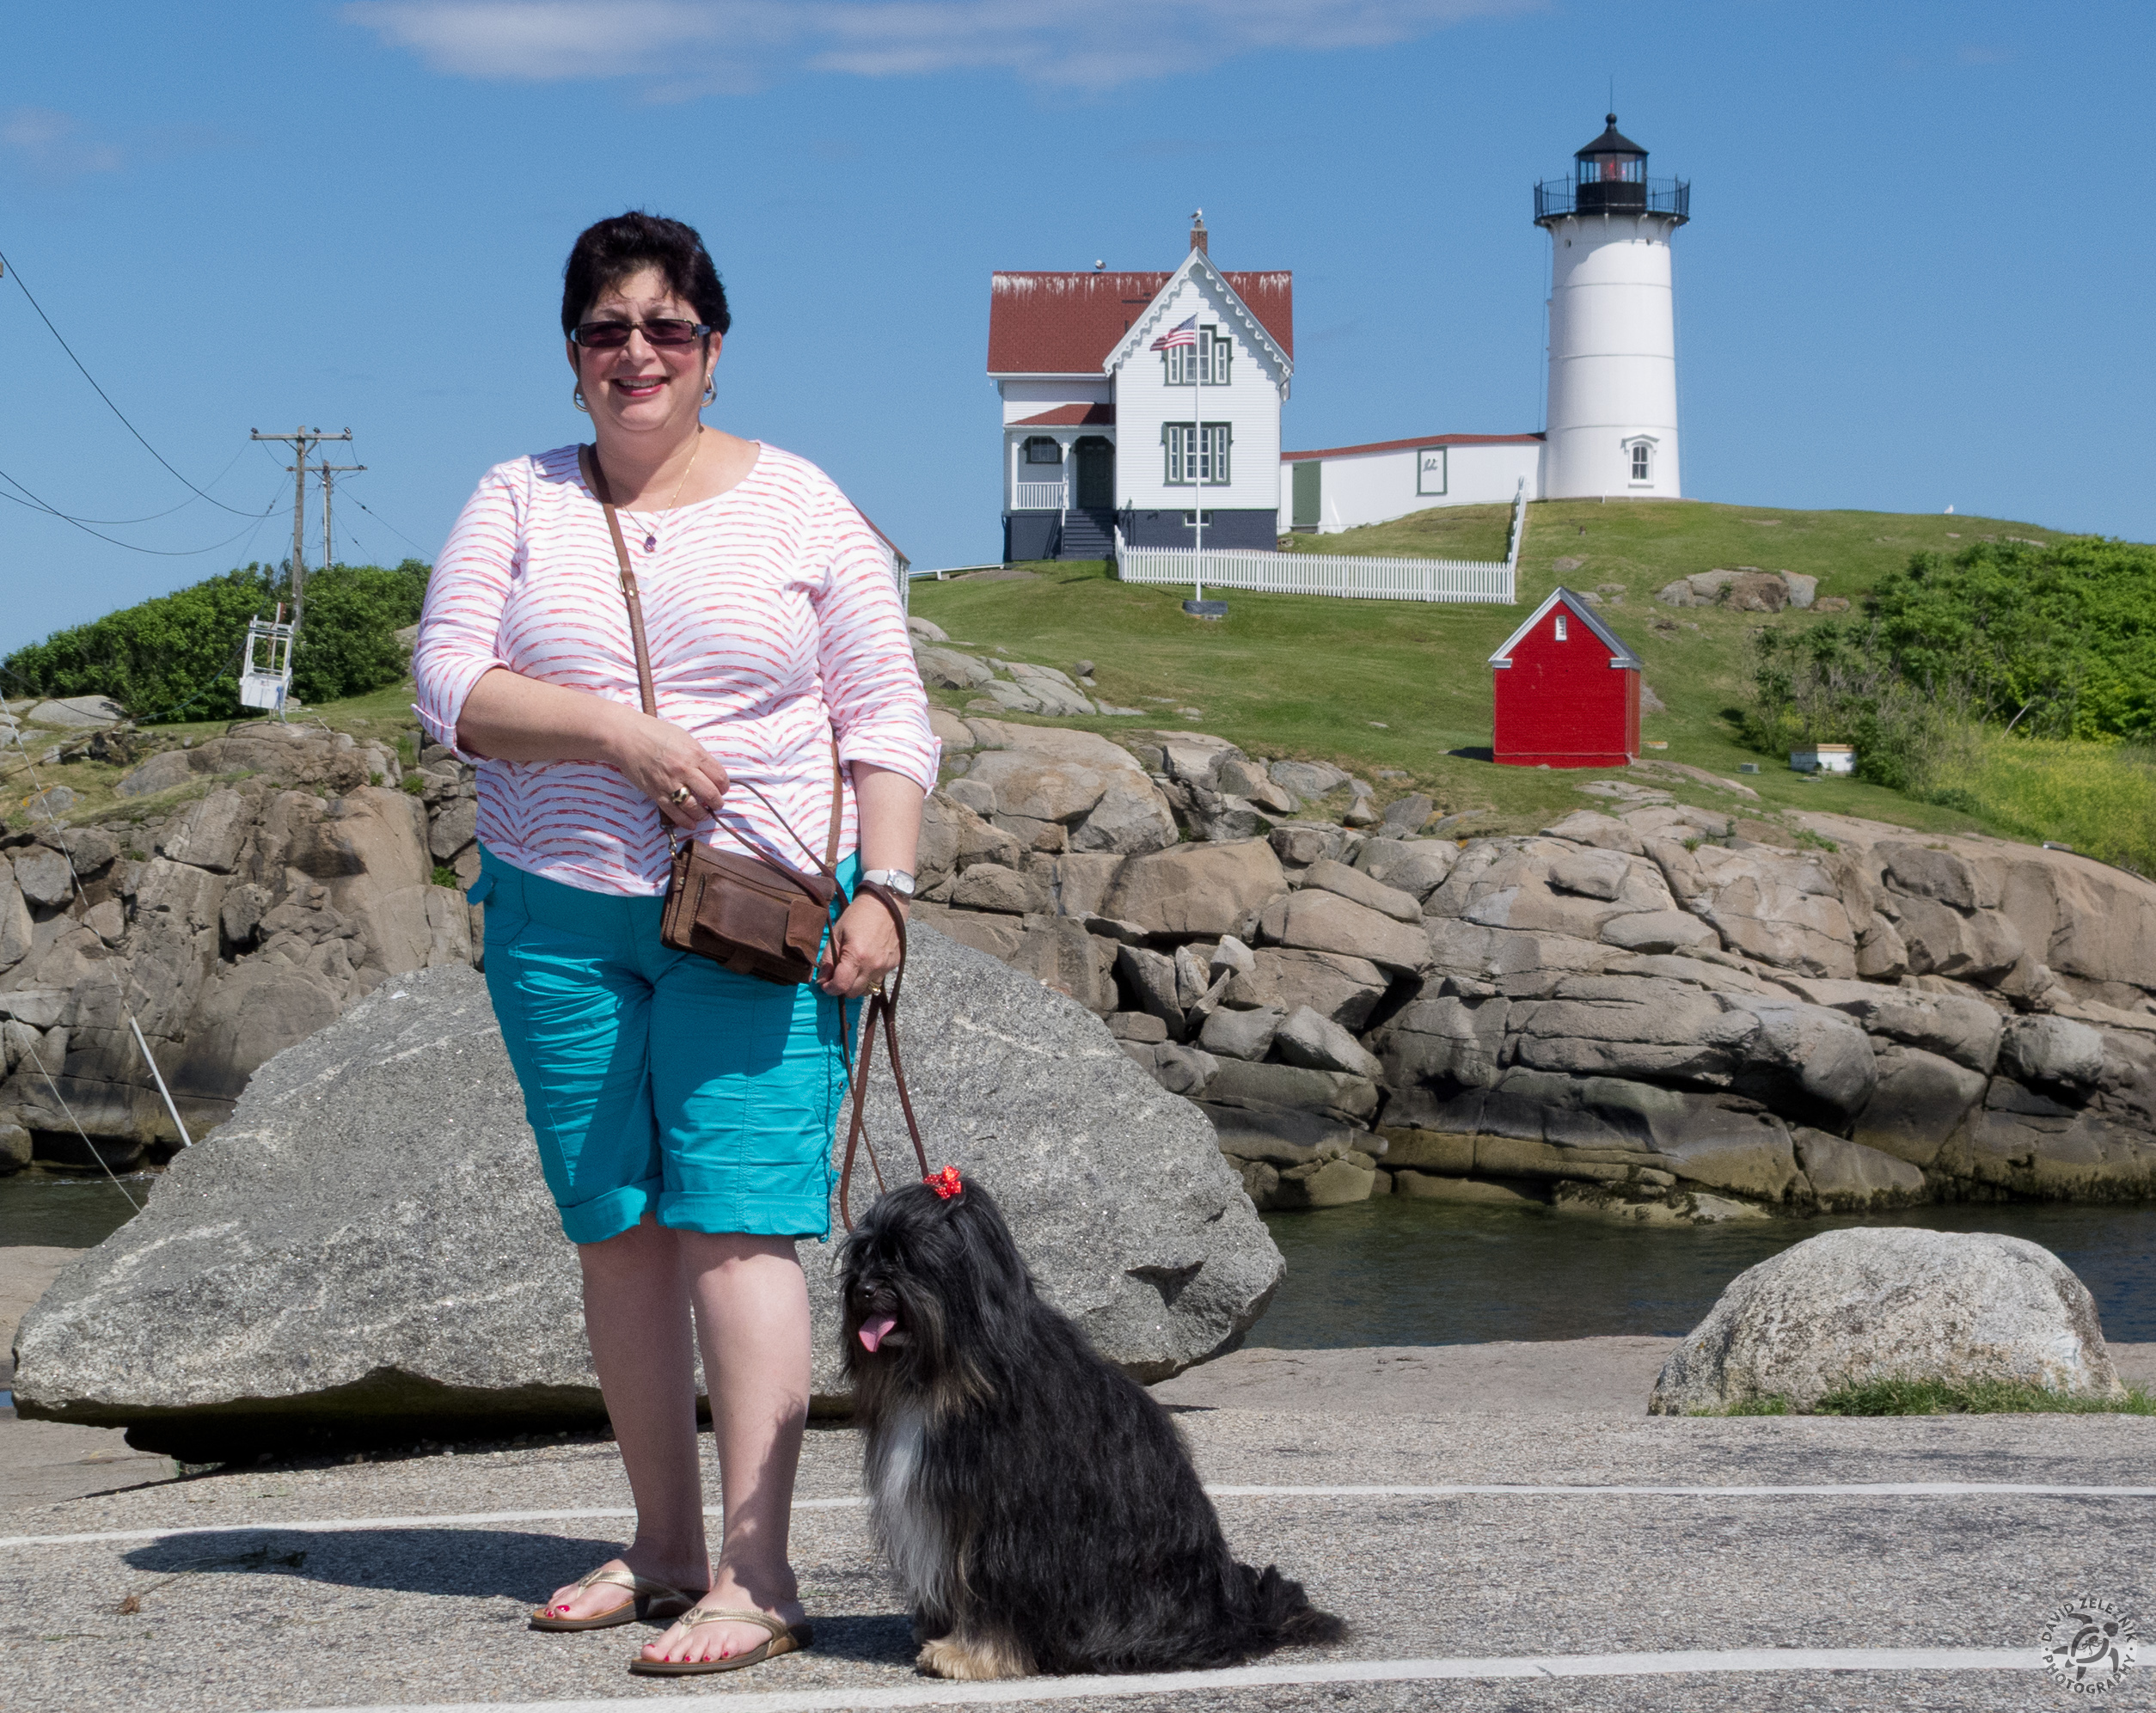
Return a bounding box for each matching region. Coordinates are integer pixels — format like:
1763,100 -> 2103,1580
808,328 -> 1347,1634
1536,115 -> 1689,499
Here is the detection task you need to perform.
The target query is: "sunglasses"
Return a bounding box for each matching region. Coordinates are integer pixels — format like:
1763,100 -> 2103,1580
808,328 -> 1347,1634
569,318 -> 714,350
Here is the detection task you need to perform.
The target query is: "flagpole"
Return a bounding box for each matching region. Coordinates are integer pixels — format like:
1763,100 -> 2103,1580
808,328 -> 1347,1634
1192,242 -> 1204,604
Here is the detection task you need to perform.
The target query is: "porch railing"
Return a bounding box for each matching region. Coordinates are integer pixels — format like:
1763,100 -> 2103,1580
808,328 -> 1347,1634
1012,481 -> 1065,511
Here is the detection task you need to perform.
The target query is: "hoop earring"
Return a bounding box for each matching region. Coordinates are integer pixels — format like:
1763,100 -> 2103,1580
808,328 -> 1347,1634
701,376 -> 716,406
573,386 -> 590,413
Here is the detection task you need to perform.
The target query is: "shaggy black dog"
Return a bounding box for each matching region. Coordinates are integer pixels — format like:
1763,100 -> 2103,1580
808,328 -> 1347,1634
838,1174 -> 1345,1680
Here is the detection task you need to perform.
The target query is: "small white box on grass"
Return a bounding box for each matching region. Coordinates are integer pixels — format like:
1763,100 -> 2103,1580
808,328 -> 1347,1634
1791,744 -> 1855,775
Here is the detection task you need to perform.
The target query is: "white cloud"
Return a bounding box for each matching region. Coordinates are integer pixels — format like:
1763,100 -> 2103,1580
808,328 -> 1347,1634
3,108 -> 126,179
344,0 -> 1534,93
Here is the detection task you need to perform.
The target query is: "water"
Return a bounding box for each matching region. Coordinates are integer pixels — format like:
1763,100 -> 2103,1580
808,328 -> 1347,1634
10,1170 -> 2156,1349
0,1172 -> 148,1249
1256,1197 -> 2156,1347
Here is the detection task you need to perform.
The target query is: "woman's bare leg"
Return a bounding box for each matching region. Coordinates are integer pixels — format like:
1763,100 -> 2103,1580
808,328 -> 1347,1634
540,1215 -> 711,1619
641,1233 -> 812,1664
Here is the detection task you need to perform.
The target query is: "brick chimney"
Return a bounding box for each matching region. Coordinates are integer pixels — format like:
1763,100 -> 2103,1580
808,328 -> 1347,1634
1190,209 -> 1207,254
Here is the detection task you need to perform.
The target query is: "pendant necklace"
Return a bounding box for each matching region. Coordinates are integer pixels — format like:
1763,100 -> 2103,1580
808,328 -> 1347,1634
640,427 -> 703,554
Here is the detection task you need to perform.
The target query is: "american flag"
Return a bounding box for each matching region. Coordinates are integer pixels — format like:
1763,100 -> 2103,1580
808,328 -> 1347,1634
1150,315 -> 1197,352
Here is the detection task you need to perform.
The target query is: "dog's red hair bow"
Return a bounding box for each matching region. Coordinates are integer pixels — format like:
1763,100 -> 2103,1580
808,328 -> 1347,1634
925,1165 -> 963,1200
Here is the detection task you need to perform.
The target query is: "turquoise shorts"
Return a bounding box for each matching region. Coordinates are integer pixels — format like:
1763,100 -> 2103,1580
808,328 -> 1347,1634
471,845 -> 860,1246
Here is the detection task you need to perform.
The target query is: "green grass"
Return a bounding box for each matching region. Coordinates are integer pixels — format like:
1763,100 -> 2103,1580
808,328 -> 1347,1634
1827,1378 -> 2153,1416
1694,1379 -> 2156,1416
1925,732 -> 2156,878
909,497 -> 2083,840
1706,1396 -> 1794,1416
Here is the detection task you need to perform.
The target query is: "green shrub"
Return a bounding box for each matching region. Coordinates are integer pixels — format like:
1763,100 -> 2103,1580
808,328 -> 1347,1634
3,566 -> 273,722
3,560 -> 430,724
289,561 -> 430,705
1868,536 -> 2156,742
1742,535 -> 2156,778
1739,536 -> 2156,868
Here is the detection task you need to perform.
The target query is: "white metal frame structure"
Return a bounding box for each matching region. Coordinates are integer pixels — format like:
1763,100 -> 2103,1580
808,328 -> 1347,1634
237,609 -> 297,714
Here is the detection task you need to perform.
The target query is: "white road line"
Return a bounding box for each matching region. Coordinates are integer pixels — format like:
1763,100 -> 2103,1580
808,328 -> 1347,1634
263,1647 -> 2045,1712
3,1480 -> 2147,1552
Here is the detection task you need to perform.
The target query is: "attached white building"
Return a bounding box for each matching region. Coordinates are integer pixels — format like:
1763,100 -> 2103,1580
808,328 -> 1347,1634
987,216 -> 1294,560
1283,433 -> 1544,535
1283,114 -> 1690,536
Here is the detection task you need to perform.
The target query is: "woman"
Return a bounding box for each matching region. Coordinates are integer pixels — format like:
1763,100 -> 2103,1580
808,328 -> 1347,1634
413,211 -> 934,1675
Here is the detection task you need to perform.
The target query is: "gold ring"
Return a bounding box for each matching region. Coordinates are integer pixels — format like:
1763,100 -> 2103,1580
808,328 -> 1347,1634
667,785 -> 693,807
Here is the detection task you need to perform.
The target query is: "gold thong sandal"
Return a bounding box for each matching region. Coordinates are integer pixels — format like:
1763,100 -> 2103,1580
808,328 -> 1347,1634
529,1566 -> 698,1632
627,1604 -> 815,1675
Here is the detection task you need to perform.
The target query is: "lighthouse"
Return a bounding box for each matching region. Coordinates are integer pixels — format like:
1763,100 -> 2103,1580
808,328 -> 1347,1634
1536,115 -> 1689,500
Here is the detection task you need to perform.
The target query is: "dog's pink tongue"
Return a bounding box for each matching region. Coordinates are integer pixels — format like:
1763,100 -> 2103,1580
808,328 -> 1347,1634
858,1313 -> 898,1353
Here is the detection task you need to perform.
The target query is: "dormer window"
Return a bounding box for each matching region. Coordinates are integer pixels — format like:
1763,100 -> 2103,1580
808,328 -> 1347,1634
1164,328 -> 1230,386
1024,437 -> 1063,465
1554,614 -> 1569,641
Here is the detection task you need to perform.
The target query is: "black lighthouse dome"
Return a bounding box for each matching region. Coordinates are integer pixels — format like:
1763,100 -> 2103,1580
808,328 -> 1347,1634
1535,113 -> 1689,224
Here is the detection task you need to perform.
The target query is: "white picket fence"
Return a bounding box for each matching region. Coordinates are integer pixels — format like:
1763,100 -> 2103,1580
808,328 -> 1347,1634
1118,545 -> 1515,604
1114,481 -> 1525,606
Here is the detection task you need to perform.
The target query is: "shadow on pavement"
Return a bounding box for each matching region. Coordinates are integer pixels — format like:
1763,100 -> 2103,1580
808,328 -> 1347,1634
120,1527 -> 917,1661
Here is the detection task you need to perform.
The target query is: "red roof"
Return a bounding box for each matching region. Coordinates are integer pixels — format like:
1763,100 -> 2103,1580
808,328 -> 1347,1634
1283,432 -> 1544,462
988,269 -> 1293,373
1012,403 -> 1115,427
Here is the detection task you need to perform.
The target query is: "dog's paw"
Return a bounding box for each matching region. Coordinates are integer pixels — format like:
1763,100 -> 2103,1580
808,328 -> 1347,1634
916,1635 -> 1032,1680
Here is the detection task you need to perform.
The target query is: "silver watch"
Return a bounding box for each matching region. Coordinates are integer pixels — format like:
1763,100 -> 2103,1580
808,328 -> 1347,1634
863,867 -> 916,896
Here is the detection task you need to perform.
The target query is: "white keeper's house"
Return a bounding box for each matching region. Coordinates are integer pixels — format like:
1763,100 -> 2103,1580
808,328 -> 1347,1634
987,214 -> 1293,561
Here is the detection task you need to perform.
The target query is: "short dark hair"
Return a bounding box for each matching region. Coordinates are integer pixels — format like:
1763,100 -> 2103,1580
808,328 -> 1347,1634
560,211 -> 731,338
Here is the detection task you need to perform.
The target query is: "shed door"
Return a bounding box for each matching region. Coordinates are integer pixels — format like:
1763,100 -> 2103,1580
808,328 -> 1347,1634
1291,460 -> 1320,529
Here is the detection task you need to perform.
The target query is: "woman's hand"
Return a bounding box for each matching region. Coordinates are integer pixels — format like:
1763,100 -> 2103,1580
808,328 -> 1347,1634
605,707 -> 732,829
820,890 -> 905,999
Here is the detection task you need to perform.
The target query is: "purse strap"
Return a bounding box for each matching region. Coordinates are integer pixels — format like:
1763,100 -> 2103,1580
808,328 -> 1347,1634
582,443 -> 842,873
581,444 -> 928,1224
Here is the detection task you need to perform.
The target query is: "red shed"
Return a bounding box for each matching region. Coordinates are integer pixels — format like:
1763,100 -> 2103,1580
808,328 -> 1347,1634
1488,587 -> 1643,768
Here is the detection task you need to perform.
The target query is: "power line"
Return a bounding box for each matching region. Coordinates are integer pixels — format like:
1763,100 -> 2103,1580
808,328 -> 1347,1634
0,444 -> 252,527
0,461 -> 286,556
340,431 -> 435,558
0,244 -> 267,517
344,492 -> 432,557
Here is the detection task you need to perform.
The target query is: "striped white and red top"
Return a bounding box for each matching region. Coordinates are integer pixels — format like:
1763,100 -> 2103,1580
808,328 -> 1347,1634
413,443 -> 938,897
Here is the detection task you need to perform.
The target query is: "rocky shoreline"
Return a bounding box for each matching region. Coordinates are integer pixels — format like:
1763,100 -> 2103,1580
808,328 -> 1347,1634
909,699 -> 2156,1222
5,683 -> 2156,1227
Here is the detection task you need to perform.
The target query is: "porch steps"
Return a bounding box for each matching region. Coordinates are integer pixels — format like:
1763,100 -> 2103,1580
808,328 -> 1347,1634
1058,507 -> 1116,560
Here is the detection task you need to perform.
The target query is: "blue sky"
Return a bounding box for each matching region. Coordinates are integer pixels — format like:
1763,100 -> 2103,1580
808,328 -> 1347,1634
3,0 -> 2151,654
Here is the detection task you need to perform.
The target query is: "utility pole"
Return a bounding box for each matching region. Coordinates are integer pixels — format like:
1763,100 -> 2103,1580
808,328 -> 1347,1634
317,461 -> 366,571
249,426 -> 351,628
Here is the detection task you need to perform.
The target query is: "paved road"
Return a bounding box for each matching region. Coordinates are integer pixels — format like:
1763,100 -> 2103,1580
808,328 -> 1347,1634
4,1354 -> 2153,1710
9,1237 -> 2155,1710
